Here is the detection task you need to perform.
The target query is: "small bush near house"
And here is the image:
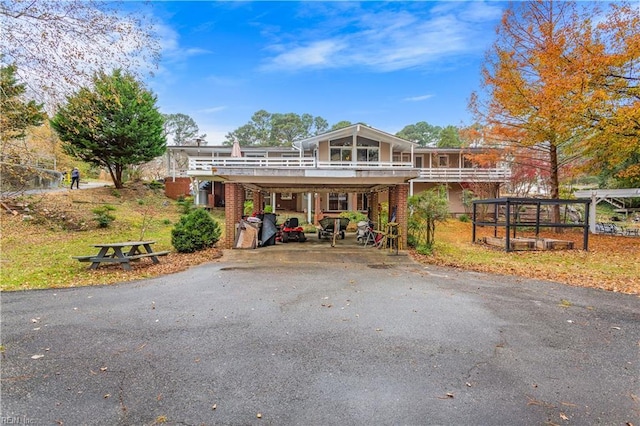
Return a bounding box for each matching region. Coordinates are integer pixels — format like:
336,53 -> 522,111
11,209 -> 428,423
458,214 -> 471,223
171,208 -> 221,253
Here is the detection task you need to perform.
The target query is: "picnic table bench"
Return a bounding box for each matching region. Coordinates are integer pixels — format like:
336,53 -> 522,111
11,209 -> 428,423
73,241 -> 169,270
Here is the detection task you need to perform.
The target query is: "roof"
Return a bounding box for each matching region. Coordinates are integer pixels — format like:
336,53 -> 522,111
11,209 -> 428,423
294,123 -> 416,152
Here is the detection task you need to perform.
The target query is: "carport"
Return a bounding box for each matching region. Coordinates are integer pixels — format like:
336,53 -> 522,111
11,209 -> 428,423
221,176 -> 416,250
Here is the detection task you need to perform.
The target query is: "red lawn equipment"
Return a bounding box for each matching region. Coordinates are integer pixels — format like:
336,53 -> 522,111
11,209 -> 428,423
280,217 -> 307,243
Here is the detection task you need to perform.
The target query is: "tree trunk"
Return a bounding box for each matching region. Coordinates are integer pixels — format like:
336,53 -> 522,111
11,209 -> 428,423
106,164 -> 124,189
549,143 -> 562,233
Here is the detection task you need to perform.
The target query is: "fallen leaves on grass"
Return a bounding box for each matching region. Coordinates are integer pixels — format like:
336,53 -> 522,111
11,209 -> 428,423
63,247 -> 224,288
411,221 -> 640,295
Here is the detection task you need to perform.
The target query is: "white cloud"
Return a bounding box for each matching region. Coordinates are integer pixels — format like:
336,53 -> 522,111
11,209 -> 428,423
199,106 -> 227,114
404,94 -> 434,102
260,2 -> 502,73
261,40 -> 347,71
155,22 -> 212,64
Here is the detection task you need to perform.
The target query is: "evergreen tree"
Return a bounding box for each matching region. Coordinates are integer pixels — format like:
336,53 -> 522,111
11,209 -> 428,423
51,69 -> 166,188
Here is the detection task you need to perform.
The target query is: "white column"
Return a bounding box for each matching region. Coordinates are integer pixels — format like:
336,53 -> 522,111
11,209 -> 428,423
194,179 -> 200,205
307,192 -> 312,223
590,195 -> 597,234
272,193 -> 277,213
171,151 -> 176,181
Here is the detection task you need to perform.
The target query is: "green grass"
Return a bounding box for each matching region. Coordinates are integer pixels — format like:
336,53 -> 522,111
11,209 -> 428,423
1,187 -> 226,291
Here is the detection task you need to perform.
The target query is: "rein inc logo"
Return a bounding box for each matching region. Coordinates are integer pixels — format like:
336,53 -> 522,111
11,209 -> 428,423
1,417 -> 39,425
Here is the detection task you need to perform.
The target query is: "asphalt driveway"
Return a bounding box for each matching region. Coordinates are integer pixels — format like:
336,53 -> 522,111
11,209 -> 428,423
1,245 -> 639,425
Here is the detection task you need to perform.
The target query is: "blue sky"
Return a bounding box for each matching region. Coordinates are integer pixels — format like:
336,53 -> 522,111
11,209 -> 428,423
145,1 -> 506,144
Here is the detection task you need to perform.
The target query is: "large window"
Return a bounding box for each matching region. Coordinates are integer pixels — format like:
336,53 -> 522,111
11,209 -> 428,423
356,138 -> 379,163
330,148 -> 352,162
328,193 -> 348,211
357,148 -> 379,162
330,139 -> 352,162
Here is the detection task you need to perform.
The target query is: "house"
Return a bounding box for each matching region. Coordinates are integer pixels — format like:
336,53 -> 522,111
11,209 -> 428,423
166,124 -> 510,249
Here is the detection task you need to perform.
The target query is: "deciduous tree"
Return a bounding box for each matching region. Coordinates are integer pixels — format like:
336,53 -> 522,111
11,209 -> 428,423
330,121 -> 353,131
469,1 -> 639,203
0,0 -> 159,110
50,69 -> 165,189
225,110 -> 330,146
396,121 -> 441,146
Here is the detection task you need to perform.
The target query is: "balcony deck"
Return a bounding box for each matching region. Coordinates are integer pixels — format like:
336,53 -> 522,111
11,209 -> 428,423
182,157 -> 510,183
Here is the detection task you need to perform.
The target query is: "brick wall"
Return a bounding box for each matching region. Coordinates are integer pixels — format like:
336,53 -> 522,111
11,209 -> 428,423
164,177 -> 191,199
223,183 -> 245,249
396,184 -> 409,249
252,192 -> 264,214
370,191 -> 379,226
388,185 -> 398,222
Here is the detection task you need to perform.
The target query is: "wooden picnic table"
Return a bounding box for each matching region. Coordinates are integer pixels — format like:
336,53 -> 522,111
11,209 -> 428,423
73,241 -> 169,270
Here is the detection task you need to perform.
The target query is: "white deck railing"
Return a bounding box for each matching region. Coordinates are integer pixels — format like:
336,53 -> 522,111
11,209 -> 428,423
189,157 -> 316,170
184,157 -> 510,181
188,157 -> 414,170
316,160 -> 414,168
416,167 -> 511,182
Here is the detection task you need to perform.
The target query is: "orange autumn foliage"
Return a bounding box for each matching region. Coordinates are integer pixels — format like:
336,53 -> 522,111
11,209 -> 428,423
469,1 -> 640,192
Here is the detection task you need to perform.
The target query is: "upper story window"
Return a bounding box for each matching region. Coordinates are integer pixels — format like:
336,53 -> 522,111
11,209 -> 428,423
438,155 -> 449,167
357,147 -> 379,162
330,138 -> 352,162
331,147 -> 352,161
393,153 -> 411,163
356,138 -> 378,162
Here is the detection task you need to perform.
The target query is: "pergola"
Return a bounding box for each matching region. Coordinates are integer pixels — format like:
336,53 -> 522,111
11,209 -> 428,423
574,188 -> 640,233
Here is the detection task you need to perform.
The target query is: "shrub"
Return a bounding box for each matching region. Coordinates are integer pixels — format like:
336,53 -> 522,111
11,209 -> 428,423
264,205 -> 273,213
171,208 -> 221,253
339,211 -> 368,223
176,195 -> 195,214
244,200 -> 254,216
458,214 -> 471,223
92,205 -> 116,228
415,244 -> 434,256
146,180 -> 164,190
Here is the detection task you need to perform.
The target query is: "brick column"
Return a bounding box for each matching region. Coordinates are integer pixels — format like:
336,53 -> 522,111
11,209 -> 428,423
236,184 -> 245,219
388,185 -> 398,223
396,184 -> 409,250
252,191 -> 264,214
314,193 -> 323,225
370,191 -> 379,228
223,183 -> 245,249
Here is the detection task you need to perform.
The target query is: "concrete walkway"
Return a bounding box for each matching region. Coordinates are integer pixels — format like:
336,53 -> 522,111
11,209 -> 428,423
24,180 -> 112,195
1,246 -> 638,425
